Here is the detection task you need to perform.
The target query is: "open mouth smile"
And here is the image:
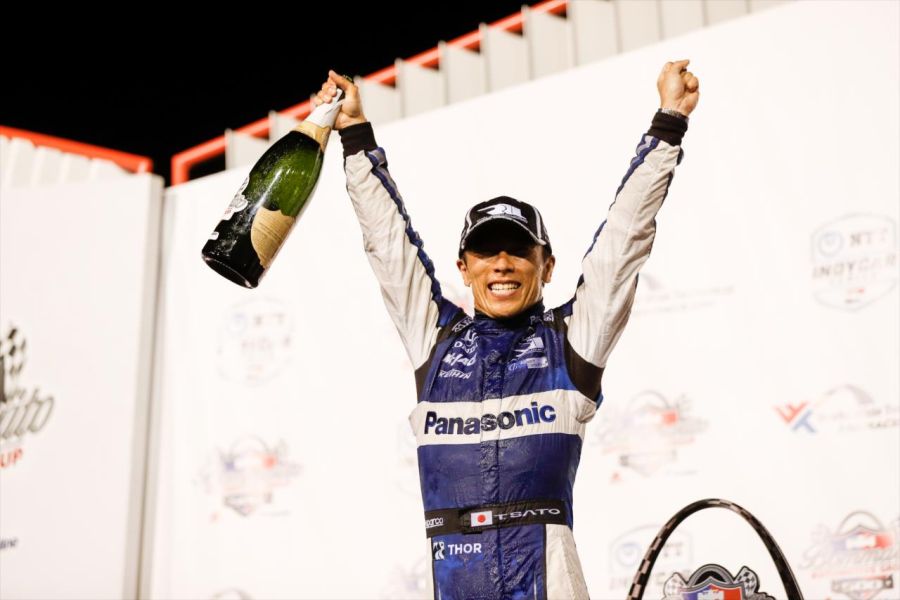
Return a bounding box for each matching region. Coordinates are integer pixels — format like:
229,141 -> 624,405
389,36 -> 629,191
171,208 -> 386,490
488,282 -> 520,297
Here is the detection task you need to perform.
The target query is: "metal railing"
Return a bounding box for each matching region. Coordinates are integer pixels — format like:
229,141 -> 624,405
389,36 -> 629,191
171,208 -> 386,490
169,0 -> 567,185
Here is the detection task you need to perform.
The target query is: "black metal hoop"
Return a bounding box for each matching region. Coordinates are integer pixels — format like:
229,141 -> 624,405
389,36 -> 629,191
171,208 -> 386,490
626,498 -> 804,600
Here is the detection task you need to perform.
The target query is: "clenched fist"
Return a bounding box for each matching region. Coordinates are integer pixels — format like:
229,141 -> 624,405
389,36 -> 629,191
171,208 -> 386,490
658,59 -> 700,117
312,69 -> 368,131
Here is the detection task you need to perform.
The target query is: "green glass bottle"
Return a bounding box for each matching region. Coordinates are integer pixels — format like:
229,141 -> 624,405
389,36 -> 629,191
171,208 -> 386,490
202,75 -> 352,288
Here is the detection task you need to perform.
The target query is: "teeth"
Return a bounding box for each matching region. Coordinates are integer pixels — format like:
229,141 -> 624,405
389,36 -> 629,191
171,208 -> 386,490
490,283 -> 519,290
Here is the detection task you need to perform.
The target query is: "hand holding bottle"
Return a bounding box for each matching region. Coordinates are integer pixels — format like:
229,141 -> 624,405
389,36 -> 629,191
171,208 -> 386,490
202,71 -> 356,288
313,69 -> 367,131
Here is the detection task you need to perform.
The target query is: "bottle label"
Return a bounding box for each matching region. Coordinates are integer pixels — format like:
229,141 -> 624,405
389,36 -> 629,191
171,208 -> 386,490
292,121 -> 330,152
221,175 -> 250,221
250,207 -> 297,268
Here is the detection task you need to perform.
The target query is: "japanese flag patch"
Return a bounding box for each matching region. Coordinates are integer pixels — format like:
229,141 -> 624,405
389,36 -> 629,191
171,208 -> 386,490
470,510 -> 493,527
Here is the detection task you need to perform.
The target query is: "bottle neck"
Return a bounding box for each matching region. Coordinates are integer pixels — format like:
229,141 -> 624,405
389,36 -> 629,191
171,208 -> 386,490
306,87 -> 344,129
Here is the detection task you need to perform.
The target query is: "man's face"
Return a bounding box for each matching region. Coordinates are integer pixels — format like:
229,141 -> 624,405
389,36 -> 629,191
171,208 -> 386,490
456,222 -> 555,319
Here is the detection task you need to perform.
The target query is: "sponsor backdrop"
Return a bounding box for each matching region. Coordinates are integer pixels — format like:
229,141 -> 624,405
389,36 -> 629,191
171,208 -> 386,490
1,1 -> 897,599
145,2 -> 899,598
0,174 -> 164,598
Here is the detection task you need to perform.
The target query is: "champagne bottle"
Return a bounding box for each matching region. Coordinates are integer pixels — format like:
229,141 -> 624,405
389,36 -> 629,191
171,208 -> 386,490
201,75 -> 352,288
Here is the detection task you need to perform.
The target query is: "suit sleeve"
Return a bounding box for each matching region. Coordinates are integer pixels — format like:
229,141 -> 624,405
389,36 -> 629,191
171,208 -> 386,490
561,110 -> 688,404
339,122 -> 462,371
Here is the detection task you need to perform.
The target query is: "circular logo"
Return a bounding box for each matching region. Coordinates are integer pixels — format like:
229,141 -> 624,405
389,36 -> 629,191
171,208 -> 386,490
216,297 -> 293,385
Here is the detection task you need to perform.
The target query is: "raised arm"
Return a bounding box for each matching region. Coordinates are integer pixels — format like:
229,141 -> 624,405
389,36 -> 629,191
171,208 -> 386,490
562,60 -> 700,404
315,72 -> 462,372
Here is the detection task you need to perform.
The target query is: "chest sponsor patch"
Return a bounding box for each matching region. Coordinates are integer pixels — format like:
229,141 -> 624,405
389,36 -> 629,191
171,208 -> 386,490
424,402 -> 556,435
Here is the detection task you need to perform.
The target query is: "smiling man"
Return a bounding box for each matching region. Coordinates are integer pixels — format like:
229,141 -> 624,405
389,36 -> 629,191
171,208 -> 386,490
456,197 -> 556,320
317,60 -> 699,599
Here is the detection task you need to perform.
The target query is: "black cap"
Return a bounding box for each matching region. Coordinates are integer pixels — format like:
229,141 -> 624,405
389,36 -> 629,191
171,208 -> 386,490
458,195 -> 551,258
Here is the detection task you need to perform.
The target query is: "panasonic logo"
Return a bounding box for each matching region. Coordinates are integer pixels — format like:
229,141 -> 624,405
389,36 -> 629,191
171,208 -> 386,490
424,402 -> 556,435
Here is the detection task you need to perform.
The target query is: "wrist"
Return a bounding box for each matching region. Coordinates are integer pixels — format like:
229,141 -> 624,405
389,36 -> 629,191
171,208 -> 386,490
659,107 -> 689,122
647,109 -> 688,146
338,120 -> 377,157
340,117 -> 369,130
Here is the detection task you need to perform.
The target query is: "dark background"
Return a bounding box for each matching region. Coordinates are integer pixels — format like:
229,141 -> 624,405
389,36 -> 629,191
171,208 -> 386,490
1,4 -> 538,186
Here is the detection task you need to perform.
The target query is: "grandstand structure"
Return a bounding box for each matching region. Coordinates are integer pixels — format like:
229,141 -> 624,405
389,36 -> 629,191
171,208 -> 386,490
172,0 -> 785,184
0,0 -> 786,188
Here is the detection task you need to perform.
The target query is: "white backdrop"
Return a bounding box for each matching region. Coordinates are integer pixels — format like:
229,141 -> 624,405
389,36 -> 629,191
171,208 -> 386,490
1,1 -> 894,599
0,173 -> 164,599
144,2 -> 899,598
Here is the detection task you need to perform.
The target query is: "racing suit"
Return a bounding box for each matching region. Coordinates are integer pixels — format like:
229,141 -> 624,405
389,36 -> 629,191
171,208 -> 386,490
339,110 -> 687,600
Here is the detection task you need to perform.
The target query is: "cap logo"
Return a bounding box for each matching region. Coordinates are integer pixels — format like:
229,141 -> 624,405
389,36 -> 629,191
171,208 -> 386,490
478,203 -> 527,223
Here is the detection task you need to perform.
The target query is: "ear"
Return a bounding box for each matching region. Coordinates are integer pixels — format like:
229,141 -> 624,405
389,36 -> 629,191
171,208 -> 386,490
456,257 -> 471,287
542,254 -> 556,284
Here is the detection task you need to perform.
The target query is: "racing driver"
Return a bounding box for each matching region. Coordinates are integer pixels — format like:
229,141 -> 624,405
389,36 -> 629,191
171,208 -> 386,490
314,60 -> 700,599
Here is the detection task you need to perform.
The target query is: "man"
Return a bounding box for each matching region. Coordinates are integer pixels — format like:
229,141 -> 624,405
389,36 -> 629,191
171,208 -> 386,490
314,60 -> 699,599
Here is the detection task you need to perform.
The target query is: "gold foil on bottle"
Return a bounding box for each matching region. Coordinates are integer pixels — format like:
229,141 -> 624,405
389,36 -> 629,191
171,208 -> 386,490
292,121 -> 330,152
250,207 -> 296,268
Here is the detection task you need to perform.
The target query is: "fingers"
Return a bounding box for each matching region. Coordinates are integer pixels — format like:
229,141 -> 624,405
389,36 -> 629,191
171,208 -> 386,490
313,88 -> 330,106
313,71 -> 343,106
313,85 -> 337,106
328,69 -> 351,87
681,70 -> 699,92
665,59 -> 690,73
688,76 -> 699,92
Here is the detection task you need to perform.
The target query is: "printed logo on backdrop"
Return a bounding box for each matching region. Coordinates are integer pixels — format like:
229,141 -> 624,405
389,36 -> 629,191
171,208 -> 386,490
775,384 -> 899,434
591,390 -> 707,481
0,323 -> 54,470
811,214 -> 898,310
216,298 -> 294,385
0,537 -> 18,552
608,524 -> 692,594
209,589 -> 253,600
381,556 -> 429,599
195,435 -> 301,519
799,511 -> 899,600
629,271 -> 734,317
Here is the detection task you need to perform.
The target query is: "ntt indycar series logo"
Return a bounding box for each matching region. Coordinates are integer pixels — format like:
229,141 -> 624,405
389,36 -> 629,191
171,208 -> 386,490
811,214 -> 897,310
423,402 -> 556,435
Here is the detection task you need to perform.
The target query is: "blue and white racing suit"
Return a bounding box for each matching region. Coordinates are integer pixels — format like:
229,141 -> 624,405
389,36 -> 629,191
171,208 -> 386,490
339,111 -> 687,600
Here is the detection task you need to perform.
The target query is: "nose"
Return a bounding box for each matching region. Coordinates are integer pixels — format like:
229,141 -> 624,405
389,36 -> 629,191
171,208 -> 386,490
492,251 -> 515,270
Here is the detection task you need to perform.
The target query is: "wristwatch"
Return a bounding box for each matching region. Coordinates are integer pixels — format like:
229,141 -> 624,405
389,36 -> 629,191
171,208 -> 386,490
659,107 -> 689,122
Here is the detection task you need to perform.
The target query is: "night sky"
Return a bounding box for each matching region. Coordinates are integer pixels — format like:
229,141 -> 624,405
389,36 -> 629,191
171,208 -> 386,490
1,3 -> 539,187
